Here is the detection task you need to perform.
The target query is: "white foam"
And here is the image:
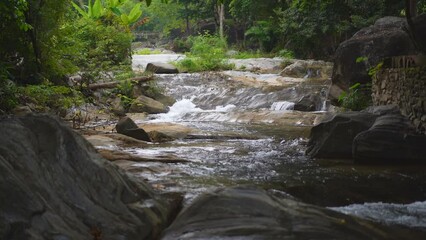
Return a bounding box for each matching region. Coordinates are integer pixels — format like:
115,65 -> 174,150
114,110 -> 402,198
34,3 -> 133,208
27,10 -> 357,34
152,97 -> 202,122
270,101 -> 295,111
330,201 -> 426,228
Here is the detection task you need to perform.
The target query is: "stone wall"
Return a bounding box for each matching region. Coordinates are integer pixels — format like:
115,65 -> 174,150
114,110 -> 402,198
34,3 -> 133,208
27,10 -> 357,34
373,67 -> 426,134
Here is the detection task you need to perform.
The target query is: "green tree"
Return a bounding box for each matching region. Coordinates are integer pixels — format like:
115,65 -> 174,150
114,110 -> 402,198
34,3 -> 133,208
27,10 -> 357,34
276,0 -> 406,59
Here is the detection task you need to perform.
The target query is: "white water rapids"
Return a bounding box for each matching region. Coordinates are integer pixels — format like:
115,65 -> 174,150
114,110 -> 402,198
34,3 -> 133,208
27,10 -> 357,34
127,54 -> 426,231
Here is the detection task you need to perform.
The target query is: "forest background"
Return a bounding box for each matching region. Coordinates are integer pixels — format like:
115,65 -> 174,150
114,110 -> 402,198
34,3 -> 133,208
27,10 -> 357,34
1,0 -> 425,112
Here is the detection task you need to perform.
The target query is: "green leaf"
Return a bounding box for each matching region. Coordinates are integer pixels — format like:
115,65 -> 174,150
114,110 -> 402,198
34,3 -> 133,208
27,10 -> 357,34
111,7 -> 122,16
108,0 -> 120,8
121,14 -> 129,25
128,3 -> 142,24
349,83 -> 361,90
145,0 -> 152,6
71,2 -> 88,17
88,0 -> 93,17
92,0 -> 103,18
356,56 -> 368,63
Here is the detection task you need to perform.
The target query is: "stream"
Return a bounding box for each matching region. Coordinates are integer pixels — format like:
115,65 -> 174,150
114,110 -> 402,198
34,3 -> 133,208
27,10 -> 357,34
109,55 -> 426,231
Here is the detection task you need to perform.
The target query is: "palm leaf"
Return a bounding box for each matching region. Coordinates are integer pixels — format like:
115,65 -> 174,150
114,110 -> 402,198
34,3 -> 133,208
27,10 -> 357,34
71,2 -> 88,18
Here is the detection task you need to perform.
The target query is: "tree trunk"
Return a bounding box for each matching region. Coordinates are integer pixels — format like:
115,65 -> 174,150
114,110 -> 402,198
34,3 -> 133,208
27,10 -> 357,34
87,76 -> 154,90
218,3 -> 225,39
185,4 -> 191,36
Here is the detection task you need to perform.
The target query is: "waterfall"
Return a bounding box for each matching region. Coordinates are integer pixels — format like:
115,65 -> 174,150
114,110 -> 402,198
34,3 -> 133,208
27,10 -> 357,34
270,101 -> 295,111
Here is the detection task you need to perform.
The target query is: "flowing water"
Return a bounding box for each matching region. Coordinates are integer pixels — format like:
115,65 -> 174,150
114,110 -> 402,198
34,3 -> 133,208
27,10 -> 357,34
121,55 -> 426,230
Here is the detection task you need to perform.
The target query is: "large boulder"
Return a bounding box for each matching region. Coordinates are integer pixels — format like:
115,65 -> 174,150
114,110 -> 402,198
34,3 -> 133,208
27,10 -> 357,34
145,62 -> 179,74
0,114 -> 179,239
353,114 -> 426,164
161,186 -> 424,240
331,17 -> 417,102
116,116 -> 151,142
306,112 -> 377,159
307,105 -> 426,163
129,95 -> 169,114
410,13 -> 426,54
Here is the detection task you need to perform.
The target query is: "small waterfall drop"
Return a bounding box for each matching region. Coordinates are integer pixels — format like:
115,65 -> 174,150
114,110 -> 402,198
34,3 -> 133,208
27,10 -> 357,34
270,101 -> 295,111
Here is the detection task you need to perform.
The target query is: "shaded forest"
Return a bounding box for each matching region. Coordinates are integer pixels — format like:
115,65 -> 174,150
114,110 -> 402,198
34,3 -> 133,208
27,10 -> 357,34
1,0 -> 425,113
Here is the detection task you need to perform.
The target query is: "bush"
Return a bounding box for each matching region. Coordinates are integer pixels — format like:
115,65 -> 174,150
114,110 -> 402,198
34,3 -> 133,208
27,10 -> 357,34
276,49 -> 295,59
67,17 -> 134,84
133,48 -> 162,55
176,33 -> 234,72
20,83 -> 85,112
0,79 -> 19,112
338,83 -> 372,111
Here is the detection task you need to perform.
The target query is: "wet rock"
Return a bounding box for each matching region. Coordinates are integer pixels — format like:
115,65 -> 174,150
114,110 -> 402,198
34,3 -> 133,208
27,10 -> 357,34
161,186 -> 423,240
129,95 -> 169,114
110,96 -> 126,115
148,130 -> 175,143
353,114 -> 426,164
306,112 -> 377,159
307,105 -> 426,163
98,148 -> 188,163
146,62 -> 179,74
0,114 -> 179,239
116,116 -> 151,142
141,123 -> 197,139
280,60 -> 333,79
294,94 -> 323,112
227,57 -> 286,73
134,86 -> 176,106
331,17 -> 416,102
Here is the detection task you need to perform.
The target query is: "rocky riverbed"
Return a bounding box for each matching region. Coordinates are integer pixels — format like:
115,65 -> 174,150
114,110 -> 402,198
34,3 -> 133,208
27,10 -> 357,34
2,55 -> 426,239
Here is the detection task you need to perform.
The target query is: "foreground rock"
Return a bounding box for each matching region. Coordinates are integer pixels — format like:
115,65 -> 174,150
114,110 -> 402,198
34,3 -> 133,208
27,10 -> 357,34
331,17 -> 416,102
307,105 -> 426,163
353,114 -> 426,164
146,62 -> 179,74
306,111 -> 377,159
0,114 -> 179,239
116,116 -> 151,142
161,186 -> 424,240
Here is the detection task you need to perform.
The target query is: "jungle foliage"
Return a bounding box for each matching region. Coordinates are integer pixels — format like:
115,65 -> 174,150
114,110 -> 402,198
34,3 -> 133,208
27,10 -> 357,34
0,0 -> 150,111
141,0 -> 426,58
1,0 -> 426,112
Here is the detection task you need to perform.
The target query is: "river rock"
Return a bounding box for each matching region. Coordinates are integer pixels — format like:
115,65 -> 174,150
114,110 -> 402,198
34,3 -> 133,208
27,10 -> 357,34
146,62 -> 179,74
110,96 -> 126,116
331,17 -> 416,102
129,95 -> 169,114
161,186 -> 423,240
294,94 -> 322,112
148,130 -> 175,143
353,114 -> 426,164
0,114 -> 179,239
133,86 -> 176,106
227,57 -> 286,73
116,116 -> 151,142
280,60 -> 333,79
306,112 -> 377,159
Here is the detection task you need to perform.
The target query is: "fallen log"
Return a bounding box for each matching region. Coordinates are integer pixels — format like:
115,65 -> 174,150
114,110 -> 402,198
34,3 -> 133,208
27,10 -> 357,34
88,76 -> 154,90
